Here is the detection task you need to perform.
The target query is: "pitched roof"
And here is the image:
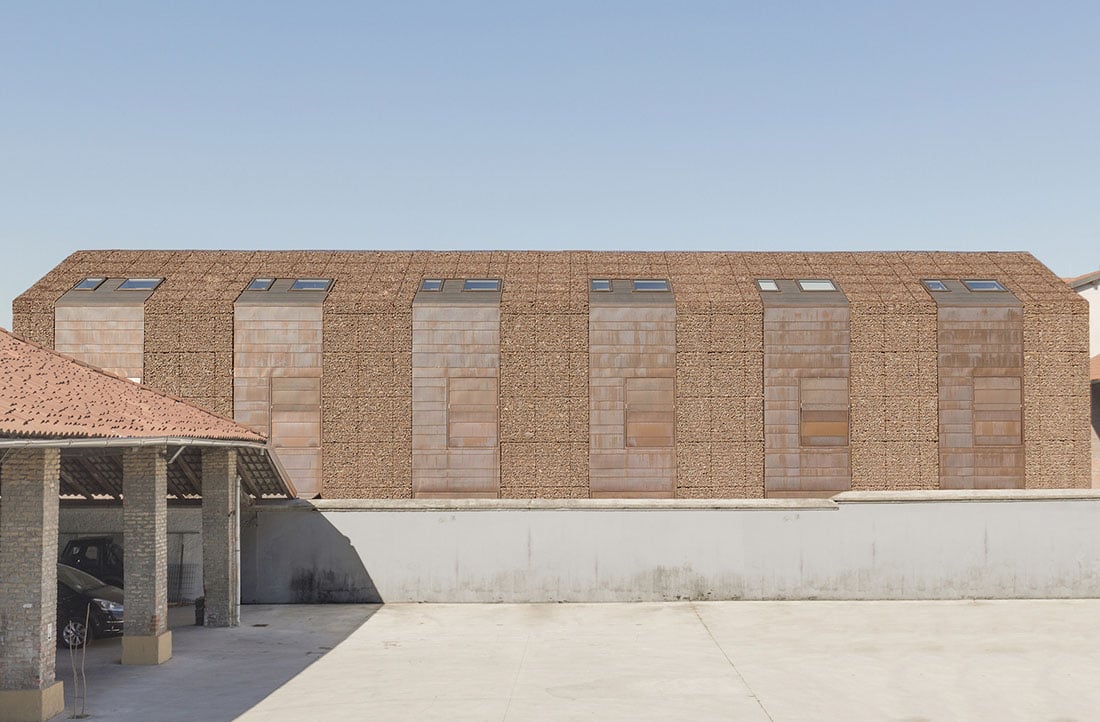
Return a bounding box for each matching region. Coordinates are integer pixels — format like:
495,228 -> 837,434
1065,269 -> 1100,289
0,328 -> 266,442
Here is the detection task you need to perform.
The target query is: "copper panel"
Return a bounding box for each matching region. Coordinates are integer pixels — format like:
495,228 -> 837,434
55,305 -> 145,380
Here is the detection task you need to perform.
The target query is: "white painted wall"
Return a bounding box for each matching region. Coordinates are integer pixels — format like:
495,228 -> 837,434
241,492 -> 1100,603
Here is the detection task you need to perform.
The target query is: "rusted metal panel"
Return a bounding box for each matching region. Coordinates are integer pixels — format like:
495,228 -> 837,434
54,304 -> 145,381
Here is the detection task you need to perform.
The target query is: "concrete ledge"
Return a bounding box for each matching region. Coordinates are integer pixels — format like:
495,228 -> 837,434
833,489 -> 1100,504
263,498 -> 840,512
0,681 -> 64,722
122,631 -> 172,665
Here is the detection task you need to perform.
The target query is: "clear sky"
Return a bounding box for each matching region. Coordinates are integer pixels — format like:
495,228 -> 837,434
2,2 -> 1098,330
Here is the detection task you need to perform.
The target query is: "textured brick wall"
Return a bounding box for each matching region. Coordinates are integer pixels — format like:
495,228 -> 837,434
14,250 -> 1092,497
201,448 -> 239,626
0,448 -> 60,690
123,447 -> 168,638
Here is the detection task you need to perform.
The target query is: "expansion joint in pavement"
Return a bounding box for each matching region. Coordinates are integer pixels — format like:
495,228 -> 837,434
690,603 -> 775,722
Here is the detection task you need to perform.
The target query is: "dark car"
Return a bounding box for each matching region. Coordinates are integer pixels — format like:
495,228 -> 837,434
57,563 -> 124,648
59,537 -> 124,589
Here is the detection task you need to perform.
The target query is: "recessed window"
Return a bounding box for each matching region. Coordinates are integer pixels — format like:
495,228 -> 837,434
420,279 -> 444,292
118,278 -> 162,291
73,278 -> 105,291
797,279 -> 836,292
756,279 -> 779,292
290,278 -> 332,292
922,280 -> 949,292
247,278 -> 274,292
590,279 -> 612,292
632,279 -> 669,292
963,279 -> 1006,292
463,279 -> 501,292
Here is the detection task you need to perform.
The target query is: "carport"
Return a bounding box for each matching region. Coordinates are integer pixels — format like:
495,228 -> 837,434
0,330 -> 295,721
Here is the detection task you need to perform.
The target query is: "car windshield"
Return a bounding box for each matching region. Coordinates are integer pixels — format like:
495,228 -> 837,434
57,564 -> 108,593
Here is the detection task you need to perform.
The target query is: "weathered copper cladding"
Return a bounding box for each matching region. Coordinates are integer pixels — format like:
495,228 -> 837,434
759,281 -> 851,497
925,280 -> 1025,489
589,280 -> 677,497
412,280 -> 502,498
54,278 -> 156,382
234,279 -> 327,497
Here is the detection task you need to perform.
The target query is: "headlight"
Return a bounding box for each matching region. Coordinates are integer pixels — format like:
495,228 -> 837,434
92,598 -> 123,614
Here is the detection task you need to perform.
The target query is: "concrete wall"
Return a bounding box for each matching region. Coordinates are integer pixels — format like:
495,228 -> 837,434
242,492 -> 1100,603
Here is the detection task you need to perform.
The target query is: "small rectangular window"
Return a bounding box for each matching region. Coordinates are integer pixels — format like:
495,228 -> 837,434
74,278 -> 105,291
290,278 -> 332,292
756,279 -> 779,292
118,278 -> 162,291
800,378 -> 849,446
963,279 -> 1006,292
922,280 -> 949,292
247,278 -> 274,291
632,279 -> 669,292
590,279 -> 612,292
463,279 -> 501,292
797,279 -> 836,292
420,279 -> 444,292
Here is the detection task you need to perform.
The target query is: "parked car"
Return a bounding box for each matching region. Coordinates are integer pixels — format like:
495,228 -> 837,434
59,536 -> 124,588
56,563 -> 124,648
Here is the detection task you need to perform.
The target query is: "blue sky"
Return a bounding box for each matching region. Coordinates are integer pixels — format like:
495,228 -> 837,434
2,2 -> 1097,330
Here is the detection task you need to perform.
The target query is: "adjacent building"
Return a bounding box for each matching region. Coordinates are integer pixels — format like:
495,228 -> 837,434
1065,269 -> 1100,487
14,250 -> 1092,499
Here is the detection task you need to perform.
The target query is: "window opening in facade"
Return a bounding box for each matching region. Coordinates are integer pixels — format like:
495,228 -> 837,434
73,278 -> 105,291
963,279 -> 1006,292
290,278 -> 332,292
246,278 -> 275,291
590,279 -> 612,292
117,278 -> 163,291
756,279 -> 779,292
463,279 -> 501,292
922,280 -> 949,292
420,279 -> 444,292
632,279 -> 670,292
797,279 -> 837,292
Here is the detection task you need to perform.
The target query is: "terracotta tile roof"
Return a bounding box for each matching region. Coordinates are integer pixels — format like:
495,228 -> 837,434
1064,269 -> 1100,288
0,329 -> 266,442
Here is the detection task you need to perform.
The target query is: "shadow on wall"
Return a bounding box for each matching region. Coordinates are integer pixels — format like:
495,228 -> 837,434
1092,384 -> 1100,489
242,503 -> 381,603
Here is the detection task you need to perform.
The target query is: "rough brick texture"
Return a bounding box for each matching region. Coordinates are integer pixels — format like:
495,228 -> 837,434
201,448 -> 239,627
123,447 -> 168,637
0,449 -> 60,690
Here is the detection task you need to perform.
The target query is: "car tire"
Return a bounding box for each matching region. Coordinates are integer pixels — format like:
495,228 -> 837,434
59,618 -> 90,648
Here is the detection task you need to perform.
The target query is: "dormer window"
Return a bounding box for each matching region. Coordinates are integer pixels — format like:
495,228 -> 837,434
797,279 -> 836,292
463,279 -> 501,292
290,279 -> 332,292
590,279 -> 612,292
922,280 -> 949,292
73,278 -> 105,291
246,278 -> 275,291
420,279 -> 444,292
756,280 -> 779,292
632,279 -> 669,292
118,278 -> 162,291
963,279 -> 1006,292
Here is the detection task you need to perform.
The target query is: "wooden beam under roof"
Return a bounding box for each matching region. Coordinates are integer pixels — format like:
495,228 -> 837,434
60,469 -> 94,500
237,457 -> 261,498
175,454 -> 202,497
75,455 -> 121,499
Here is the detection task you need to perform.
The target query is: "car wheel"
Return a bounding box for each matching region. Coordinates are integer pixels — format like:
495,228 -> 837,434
60,618 -> 89,648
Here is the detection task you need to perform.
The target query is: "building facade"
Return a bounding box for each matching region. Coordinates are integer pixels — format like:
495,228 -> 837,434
14,251 -> 1092,499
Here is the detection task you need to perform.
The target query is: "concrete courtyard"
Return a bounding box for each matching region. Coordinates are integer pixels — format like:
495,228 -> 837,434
55,600 -> 1100,721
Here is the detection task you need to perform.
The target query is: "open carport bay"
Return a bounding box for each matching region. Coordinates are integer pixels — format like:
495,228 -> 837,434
52,600 -> 1100,721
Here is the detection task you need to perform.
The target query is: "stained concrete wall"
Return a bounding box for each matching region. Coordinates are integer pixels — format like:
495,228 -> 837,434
242,491 -> 1100,603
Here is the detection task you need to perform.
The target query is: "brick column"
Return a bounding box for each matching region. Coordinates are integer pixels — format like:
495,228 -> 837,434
201,447 -> 240,627
122,446 -> 171,665
0,448 -> 65,721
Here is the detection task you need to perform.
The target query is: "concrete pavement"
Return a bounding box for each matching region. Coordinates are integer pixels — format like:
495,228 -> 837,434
54,600 -> 1100,721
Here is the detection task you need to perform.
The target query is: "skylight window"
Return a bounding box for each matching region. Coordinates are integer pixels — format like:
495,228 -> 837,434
632,279 -> 669,292
797,279 -> 836,292
117,278 -> 162,291
922,280 -> 949,292
963,279 -> 1006,292
73,278 -> 105,291
756,280 -> 779,292
290,278 -> 332,292
247,278 -> 274,291
420,279 -> 444,292
463,279 -> 501,292
590,279 -> 611,292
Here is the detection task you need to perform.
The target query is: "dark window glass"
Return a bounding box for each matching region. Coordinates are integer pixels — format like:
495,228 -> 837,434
590,279 -> 611,292
420,279 -> 444,292
74,278 -> 105,291
632,279 -> 669,292
463,279 -> 501,292
290,278 -> 332,292
118,278 -> 162,291
247,278 -> 274,291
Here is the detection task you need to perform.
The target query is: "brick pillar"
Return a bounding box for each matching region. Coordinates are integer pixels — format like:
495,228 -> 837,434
201,447 -> 240,627
0,448 -> 65,721
122,446 -> 172,665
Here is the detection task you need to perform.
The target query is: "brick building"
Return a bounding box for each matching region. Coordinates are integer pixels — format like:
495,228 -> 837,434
14,250 -> 1092,499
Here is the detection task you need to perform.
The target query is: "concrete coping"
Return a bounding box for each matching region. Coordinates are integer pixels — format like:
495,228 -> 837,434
255,498 -> 841,512
832,489 -> 1100,503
